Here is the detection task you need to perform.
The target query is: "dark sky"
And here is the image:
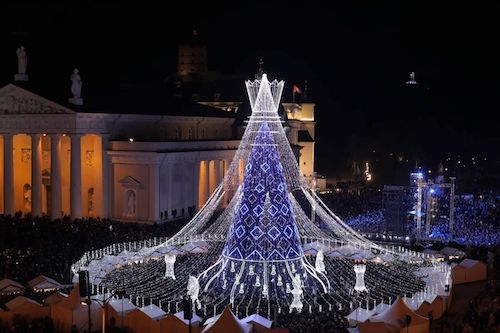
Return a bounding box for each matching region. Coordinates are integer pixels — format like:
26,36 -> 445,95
0,1 -> 498,179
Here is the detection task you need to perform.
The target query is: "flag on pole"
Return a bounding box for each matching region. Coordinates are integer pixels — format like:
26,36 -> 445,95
293,85 -> 302,102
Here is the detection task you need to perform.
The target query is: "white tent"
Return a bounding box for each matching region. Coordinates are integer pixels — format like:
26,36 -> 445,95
28,275 -> 63,292
108,298 -> 136,315
422,249 -> 445,259
180,242 -> 209,253
140,304 -> 166,320
369,296 -> 429,333
0,278 -> 25,295
451,259 -> 487,284
336,245 -> 357,256
378,253 -> 395,262
416,294 -> 445,320
405,294 -> 425,311
123,308 -> 160,333
51,286 -> 102,333
202,306 -> 251,333
241,313 -> 273,328
346,307 -> 374,325
303,241 -> 333,252
175,310 -> 202,325
325,250 -> 344,258
372,303 -> 391,315
6,296 -> 42,311
152,246 -> 185,257
44,291 -> 68,306
440,247 -> 465,259
3,296 -> 50,322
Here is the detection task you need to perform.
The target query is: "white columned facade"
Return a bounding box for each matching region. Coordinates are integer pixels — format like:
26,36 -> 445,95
50,134 -> 62,220
101,135 -> 110,218
70,134 -> 82,220
149,163 -> 160,221
3,134 -> 14,215
31,134 -> 43,217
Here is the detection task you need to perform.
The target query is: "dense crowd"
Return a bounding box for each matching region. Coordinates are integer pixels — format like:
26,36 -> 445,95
430,193 -> 500,246
325,191 -> 500,246
274,310 -> 349,333
0,215 -> 187,284
436,279 -> 500,333
0,316 -> 56,333
345,210 -> 384,234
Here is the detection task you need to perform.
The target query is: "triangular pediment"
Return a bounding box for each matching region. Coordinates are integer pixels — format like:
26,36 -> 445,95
119,176 -> 142,186
0,84 -> 75,115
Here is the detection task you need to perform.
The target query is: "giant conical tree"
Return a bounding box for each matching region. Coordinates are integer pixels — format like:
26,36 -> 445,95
224,121 -> 303,261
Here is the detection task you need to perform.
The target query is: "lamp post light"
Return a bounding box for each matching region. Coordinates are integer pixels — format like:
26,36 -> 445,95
82,288 -> 126,333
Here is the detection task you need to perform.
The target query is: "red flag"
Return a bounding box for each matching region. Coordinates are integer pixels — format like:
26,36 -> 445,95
293,85 -> 302,94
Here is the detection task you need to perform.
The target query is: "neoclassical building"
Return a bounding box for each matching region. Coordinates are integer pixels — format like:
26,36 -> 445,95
0,42 -> 317,223
0,82 -> 316,223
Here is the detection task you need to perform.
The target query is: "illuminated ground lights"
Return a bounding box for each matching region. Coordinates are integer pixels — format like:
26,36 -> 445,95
72,74 -> 449,318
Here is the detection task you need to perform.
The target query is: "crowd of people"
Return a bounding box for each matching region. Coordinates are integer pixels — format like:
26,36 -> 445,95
0,316 -> 56,333
0,214 -> 187,284
430,193 -> 500,246
323,191 -> 500,246
436,279 -> 500,333
345,210 -> 384,234
274,310 -> 349,333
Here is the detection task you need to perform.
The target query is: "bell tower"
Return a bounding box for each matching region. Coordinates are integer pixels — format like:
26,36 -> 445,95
177,29 -> 208,78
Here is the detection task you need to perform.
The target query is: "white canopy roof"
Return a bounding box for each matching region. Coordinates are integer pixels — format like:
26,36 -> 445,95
6,296 -> 41,310
0,278 -> 25,294
140,304 -> 166,320
346,307 -> 375,323
175,310 -> 202,324
241,313 -> 273,328
28,275 -> 62,291
108,298 -> 136,314
202,307 -> 251,333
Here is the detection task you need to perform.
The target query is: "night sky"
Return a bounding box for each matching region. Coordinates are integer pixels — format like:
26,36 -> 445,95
0,1 -> 498,184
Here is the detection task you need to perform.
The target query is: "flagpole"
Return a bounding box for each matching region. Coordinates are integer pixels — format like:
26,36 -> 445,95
293,91 -> 295,103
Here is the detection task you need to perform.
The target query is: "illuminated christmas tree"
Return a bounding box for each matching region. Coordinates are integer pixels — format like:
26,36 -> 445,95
224,122 -> 303,261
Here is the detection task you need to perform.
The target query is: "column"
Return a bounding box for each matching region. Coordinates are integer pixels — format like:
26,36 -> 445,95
166,163 -> 174,217
193,161 -> 200,210
70,134 -> 82,220
213,160 -> 221,188
182,163 -> 190,216
50,134 -> 62,220
101,135 -> 110,218
149,164 -> 160,221
3,134 -> 14,215
204,160 -> 210,203
222,159 -> 229,207
31,134 -> 42,217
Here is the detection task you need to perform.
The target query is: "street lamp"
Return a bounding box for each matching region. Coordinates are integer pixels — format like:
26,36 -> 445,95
82,288 -> 126,333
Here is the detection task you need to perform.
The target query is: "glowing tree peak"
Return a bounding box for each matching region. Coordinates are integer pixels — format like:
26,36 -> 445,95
245,73 -> 284,114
